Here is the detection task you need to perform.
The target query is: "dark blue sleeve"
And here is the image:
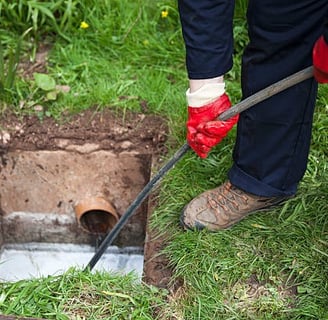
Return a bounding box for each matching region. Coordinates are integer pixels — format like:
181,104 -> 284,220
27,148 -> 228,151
324,19 -> 328,43
178,0 -> 235,79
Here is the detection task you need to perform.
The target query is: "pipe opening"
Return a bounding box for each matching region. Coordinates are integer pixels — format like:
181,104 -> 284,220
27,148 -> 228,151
74,197 -> 119,234
80,210 -> 117,234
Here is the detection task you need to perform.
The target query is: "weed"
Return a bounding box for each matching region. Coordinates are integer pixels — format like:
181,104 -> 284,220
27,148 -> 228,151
0,0 -> 79,42
0,27 -> 32,111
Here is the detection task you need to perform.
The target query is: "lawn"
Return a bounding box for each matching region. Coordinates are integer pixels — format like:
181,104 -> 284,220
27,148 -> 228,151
0,1 -> 327,319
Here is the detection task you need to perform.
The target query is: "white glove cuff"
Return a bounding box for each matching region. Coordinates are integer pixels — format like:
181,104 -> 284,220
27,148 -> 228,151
186,83 -> 226,108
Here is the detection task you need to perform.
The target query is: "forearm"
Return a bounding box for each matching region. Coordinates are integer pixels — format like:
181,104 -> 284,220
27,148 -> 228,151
178,0 -> 235,79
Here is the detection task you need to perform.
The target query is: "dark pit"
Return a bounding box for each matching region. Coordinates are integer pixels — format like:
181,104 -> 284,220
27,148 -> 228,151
80,210 -> 117,234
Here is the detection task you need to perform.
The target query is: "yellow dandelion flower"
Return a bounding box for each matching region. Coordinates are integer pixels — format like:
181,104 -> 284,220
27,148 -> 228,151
80,21 -> 89,29
161,10 -> 169,19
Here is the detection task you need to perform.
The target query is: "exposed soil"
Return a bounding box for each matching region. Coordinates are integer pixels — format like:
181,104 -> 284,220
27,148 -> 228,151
0,109 -> 168,155
144,194 -> 174,289
17,43 -> 51,79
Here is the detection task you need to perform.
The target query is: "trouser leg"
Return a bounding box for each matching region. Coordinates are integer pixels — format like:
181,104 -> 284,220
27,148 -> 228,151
229,0 -> 328,197
178,0 -> 235,79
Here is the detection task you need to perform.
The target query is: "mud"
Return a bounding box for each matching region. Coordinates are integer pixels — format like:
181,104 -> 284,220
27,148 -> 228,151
0,109 -> 168,155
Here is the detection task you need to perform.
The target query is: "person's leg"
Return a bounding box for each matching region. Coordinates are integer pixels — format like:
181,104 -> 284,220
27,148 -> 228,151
181,0 -> 328,231
229,0 -> 328,197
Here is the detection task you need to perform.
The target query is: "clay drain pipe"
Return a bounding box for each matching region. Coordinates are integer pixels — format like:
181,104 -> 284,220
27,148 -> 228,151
75,197 -> 119,235
84,66 -> 314,271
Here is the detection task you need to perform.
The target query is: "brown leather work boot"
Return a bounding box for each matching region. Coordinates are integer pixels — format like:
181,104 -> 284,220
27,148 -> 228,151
180,181 -> 291,231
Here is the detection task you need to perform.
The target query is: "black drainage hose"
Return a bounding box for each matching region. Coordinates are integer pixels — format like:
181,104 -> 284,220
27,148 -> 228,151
84,66 -> 313,271
84,142 -> 191,271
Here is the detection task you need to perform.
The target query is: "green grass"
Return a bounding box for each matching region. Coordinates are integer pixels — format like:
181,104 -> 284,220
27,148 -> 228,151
0,0 -> 187,120
150,84 -> 328,319
0,269 -> 171,319
0,0 -> 327,319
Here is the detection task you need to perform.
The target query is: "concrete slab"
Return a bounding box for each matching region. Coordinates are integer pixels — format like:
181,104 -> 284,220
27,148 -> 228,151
0,243 -> 144,282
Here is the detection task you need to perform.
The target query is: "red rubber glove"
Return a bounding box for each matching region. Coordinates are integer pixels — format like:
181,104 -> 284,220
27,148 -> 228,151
187,93 -> 239,158
313,35 -> 328,83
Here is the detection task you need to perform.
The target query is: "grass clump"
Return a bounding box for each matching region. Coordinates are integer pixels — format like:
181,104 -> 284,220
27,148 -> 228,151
152,152 -> 327,319
0,269 -> 171,320
150,84 -> 328,319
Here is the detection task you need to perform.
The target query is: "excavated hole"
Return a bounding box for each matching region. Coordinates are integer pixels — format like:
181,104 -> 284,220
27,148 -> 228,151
0,109 -> 169,282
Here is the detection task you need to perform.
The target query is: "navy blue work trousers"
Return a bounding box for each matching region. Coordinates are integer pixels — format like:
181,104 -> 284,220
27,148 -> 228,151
178,0 -> 328,197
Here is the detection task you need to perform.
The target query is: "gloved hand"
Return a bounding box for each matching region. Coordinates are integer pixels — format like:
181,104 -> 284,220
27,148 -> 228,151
313,35 -> 328,83
187,93 -> 239,158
